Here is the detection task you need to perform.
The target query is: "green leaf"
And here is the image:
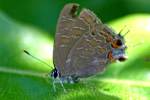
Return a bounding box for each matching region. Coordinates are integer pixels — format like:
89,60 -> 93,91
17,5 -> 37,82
0,12 -> 150,100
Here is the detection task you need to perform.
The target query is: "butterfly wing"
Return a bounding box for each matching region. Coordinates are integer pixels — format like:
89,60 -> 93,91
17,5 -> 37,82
53,3 -> 89,73
60,9 -> 114,77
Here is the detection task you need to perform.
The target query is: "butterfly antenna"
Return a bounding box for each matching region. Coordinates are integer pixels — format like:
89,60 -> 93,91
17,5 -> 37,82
123,30 -> 130,37
23,50 -> 52,68
129,41 -> 144,48
119,25 -> 127,35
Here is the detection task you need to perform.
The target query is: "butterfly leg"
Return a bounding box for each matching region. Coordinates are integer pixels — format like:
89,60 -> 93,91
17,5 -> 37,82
51,68 -> 67,92
52,78 -> 56,92
58,78 -> 67,93
71,75 -> 80,83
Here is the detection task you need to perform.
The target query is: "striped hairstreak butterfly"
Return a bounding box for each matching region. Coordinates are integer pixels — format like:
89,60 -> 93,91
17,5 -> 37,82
51,3 -> 127,91
24,3 -> 127,92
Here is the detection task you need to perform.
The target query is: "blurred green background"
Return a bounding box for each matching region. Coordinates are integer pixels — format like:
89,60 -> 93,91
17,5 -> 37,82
0,0 -> 150,100
1,0 -> 150,36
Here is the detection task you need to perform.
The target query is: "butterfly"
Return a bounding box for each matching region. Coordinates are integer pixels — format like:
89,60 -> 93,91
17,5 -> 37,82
50,3 -> 127,92
24,3 -> 127,92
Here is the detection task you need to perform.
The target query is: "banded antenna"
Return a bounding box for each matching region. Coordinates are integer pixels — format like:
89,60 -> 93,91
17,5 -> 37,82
23,50 -> 52,68
129,40 -> 144,48
118,25 -> 130,37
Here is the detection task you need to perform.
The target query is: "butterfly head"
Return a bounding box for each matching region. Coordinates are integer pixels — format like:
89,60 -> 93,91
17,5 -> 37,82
109,33 -> 127,62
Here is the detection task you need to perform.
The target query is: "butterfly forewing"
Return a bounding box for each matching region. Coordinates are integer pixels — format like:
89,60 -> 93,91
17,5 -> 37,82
53,3 -> 89,74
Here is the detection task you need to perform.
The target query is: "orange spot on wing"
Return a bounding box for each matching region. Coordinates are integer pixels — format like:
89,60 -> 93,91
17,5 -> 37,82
111,42 -> 120,48
111,39 -> 122,48
107,51 -> 115,62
